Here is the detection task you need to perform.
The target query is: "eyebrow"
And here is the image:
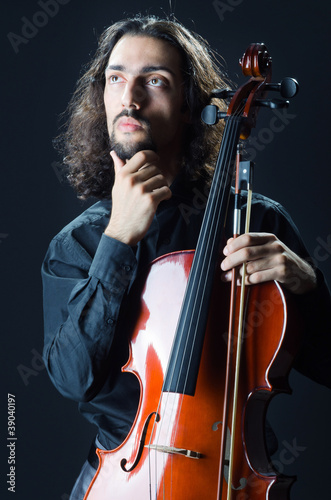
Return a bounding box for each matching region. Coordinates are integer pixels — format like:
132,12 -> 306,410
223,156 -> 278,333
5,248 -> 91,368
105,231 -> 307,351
105,64 -> 176,76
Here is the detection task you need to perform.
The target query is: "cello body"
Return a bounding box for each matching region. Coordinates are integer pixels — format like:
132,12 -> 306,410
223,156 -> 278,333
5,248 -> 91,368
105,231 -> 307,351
84,250 -> 295,500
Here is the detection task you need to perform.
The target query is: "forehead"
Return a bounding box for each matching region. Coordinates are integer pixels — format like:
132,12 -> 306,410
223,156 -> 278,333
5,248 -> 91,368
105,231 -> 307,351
106,35 -> 183,76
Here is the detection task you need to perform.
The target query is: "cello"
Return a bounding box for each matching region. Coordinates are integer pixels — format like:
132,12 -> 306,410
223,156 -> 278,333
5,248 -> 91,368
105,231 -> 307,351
84,43 -> 299,500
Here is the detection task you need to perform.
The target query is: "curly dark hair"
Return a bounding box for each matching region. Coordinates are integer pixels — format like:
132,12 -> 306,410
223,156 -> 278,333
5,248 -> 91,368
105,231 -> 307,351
56,15 -> 229,199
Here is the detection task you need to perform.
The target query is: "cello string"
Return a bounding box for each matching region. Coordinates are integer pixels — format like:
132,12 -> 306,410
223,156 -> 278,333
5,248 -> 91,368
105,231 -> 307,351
159,119 -> 237,499
174,116 -> 243,500
175,117 -> 240,390
164,109 -> 243,440
151,117 -> 236,496
168,104 -> 245,496
174,101 -> 245,395
163,103 -> 245,498
170,118 -> 235,388
159,114 -> 241,486
175,116 -> 241,399
147,97 -> 245,499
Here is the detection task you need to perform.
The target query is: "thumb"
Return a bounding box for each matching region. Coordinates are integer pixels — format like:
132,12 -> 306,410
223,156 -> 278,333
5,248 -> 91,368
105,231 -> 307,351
110,150 -> 125,174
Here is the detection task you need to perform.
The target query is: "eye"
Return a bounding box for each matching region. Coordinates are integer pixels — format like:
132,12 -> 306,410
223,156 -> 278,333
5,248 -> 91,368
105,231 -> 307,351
147,77 -> 165,87
108,75 -> 124,84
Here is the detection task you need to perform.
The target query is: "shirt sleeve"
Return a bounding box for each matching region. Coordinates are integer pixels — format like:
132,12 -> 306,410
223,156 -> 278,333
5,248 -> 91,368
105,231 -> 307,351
42,232 -> 137,402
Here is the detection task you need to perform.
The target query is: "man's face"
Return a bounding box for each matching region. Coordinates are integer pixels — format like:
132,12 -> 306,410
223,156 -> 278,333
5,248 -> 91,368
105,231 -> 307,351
104,35 -> 188,162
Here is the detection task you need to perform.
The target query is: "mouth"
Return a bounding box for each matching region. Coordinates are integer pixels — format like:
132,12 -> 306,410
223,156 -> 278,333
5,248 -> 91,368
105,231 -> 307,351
117,117 -> 144,133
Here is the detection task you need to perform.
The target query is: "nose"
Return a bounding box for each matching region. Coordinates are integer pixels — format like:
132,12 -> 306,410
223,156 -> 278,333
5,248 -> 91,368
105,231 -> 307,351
121,80 -> 147,109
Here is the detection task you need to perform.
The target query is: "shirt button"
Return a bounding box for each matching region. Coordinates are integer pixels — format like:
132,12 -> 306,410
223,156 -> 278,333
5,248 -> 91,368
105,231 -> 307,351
106,318 -> 114,325
163,238 -> 170,245
121,264 -> 132,272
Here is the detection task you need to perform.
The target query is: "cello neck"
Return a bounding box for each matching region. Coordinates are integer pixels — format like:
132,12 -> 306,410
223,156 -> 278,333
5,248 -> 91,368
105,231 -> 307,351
163,115 -> 242,396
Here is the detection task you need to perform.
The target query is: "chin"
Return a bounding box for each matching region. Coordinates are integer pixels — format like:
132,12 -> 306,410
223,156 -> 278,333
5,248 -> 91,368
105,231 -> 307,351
110,134 -> 156,161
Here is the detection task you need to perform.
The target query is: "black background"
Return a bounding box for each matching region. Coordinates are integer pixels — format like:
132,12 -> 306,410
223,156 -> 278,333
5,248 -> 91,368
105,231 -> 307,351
1,0 -> 331,499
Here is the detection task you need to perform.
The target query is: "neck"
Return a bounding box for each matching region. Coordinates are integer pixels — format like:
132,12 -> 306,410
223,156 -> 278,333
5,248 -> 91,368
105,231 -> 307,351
157,139 -> 184,186
159,157 -> 182,186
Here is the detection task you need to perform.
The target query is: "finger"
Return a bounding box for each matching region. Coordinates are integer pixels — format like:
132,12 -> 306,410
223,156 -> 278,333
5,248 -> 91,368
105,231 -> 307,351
125,150 -> 160,174
221,247 -> 253,271
221,246 -> 265,271
134,164 -> 162,183
245,254 -> 278,275
221,238 -> 284,272
242,267 -> 277,285
141,173 -> 170,193
110,150 -> 160,175
221,270 -> 233,283
239,253 -> 289,284
223,237 -> 234,255
110,150 -> 125,174
221,265 -> 260,286
221,269 -> 243,286
150,185 -> 172,204
224,233 -> 276,255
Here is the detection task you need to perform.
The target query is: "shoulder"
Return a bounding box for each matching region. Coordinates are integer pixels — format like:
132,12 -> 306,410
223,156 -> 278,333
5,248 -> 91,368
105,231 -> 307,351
240,190 -> 295,226
55,200 -> 111,235
53,200 -> 111,243
239,191 -> 307,256
249,191 -> 288,214
46,200 -> 112,267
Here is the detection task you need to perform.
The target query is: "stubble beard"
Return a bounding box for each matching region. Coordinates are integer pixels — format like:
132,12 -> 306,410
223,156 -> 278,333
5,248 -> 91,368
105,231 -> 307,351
109,110 -> 157,161
110,131 -> 156,161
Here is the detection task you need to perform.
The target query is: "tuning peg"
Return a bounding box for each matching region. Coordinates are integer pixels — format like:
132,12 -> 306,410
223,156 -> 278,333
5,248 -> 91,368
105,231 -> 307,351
280,77 -> 299,98
201,105 -> 226,125
265,78 -> 299,98
210,88 -> 236,99
255,98 -> 290,109
201,105 -> 227,125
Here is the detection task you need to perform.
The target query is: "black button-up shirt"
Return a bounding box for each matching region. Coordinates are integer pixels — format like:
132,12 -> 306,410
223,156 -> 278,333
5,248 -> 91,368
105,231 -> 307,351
42,174 -> 331,450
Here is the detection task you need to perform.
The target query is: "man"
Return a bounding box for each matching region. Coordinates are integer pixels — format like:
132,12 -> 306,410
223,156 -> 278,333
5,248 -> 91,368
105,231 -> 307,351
42,16 -> 330,499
